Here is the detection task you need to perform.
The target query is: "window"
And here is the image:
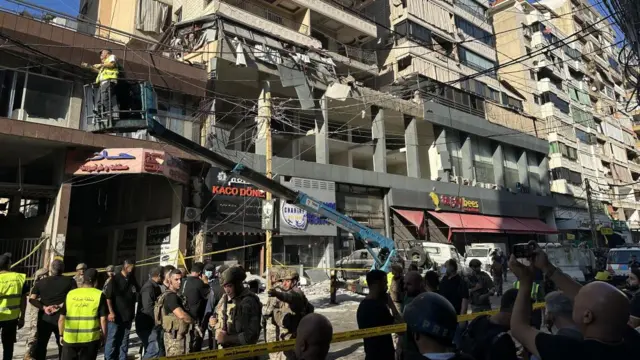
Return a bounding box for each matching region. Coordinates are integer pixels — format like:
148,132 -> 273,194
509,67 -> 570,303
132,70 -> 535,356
460,79 -> 500,102
575,129 -> 596,144
530,70 -> 536,80
501,93 -> 524,111
458,47 -> 497,77
23,73 -> 71,121
398,56 -> 412,71
455,17 -> 494,47
540,91 -> 570,114
533,94 -> 540,104
608,57 -> 619,72
564,46 -> 580,60
455,0 -> 487,19
550,142 -> 578,160
394,20 -> 433,46
551,167 -> 582,185
174,7 -> 182,23
525,47 -> 531,55
572,106 -> 595,128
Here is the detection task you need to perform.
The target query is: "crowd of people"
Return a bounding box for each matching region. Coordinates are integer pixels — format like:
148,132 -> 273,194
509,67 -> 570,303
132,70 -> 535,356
2,244 -> 640,360
0,255 -> 330,360
357,247 -> 640,360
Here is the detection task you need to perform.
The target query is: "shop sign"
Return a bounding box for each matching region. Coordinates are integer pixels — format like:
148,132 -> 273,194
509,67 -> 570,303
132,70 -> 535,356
116,228 -> 137,264
65,148 -> 189,184
566,233 -> 576,240
145,224 -> 172,265
430,192 -> 481,213
612,220 -> 629,232
204,168 -> 263,231
279,177 -> 337,236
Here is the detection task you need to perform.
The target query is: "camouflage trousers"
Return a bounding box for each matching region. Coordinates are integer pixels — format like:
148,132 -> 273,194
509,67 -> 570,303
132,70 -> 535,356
23,305 -> 39,360
163,332 -> 189,357
271,331 -> 296,360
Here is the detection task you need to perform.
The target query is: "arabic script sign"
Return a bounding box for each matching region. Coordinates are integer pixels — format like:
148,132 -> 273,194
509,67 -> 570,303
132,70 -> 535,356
65,148 -> 189,184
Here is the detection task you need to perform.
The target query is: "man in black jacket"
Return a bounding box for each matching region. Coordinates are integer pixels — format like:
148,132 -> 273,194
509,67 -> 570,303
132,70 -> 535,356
135,266 -> 164,359
203,264 -> 227,350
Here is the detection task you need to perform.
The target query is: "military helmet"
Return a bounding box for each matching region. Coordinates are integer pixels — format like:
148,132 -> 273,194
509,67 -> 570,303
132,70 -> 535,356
403,292 -> 458,343
34,268 -> 48,278
270,266 -> 284,282
221,266 -> 246,286
282,269 -> 300,281
468,259 -> 482,268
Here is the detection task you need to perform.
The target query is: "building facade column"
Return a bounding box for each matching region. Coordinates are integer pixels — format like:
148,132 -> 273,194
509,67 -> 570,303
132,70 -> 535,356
372,106 -> 387,173
517,150 -> 530,186
493,144 -> 505,187
435,128 -> 451,182
404,115 -> 422,178
461,135 -> 474,180
315,94 -> 329,164
44,150 -> 71,265
539,156 -> 550,195
169,183 -> 188,267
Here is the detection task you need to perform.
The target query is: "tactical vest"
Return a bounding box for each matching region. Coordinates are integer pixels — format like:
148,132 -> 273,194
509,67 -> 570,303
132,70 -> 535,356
0,272 -> 26,321
95,57 -> 119,83
63,288 -> 102,344
215,290 -> 261,336
155,291 -> 189,337
513,281 -> 540,299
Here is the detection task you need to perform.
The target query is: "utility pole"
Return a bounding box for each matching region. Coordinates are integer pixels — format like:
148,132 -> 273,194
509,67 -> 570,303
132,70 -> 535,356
257,81 -> 273,289
585,178 -> 600,248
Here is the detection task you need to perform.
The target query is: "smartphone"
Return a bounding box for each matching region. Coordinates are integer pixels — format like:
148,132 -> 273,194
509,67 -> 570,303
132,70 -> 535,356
512,244 -> 532,259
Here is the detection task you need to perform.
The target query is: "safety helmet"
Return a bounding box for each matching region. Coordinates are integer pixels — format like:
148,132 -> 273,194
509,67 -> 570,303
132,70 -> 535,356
221,266 -> 246,286
403,292 -> 458,343
282,269 -> 300,281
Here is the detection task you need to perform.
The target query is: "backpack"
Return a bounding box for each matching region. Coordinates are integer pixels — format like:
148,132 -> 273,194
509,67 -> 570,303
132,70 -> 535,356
459,315 -> 518,360
154,292 -> 169,327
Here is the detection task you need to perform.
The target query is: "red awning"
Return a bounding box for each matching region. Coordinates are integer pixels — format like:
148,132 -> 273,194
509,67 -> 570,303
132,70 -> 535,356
428,212 -> 503,233
393,208 -> 426,235
428,211 -> 559,235
514,218 -> 559,234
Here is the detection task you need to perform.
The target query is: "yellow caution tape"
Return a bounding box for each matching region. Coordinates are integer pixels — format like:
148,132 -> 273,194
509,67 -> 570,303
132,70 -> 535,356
10,237 -> 47,269
158,303 -> 547,359
271,263 -> 369,272
182,242 -> 266,261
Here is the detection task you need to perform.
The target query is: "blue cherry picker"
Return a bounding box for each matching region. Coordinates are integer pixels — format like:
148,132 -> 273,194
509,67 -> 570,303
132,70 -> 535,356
83,81 -> 426,278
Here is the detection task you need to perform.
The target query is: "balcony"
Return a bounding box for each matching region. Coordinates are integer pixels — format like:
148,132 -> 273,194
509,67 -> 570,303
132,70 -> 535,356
535,56 -> 564,76
290,0 -> 377,37
572,6 -> 587,23
541,103 -> 572,124
213,0 -> 320,48
538,78 -> 570,103
594,53 -> 609,71
628,160 -> 640,175
313,31 -> 377,75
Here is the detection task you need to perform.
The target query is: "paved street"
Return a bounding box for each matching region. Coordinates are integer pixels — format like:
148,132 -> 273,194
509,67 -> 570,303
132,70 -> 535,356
15,273 -> 516,360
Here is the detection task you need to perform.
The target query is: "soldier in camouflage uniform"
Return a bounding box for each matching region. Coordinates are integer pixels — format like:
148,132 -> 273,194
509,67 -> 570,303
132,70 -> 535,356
209,267 -> 262,359
24,268 -> 48,360
263,266 -> 284,356
158,269 -> 192,356
268,269 -> 311,360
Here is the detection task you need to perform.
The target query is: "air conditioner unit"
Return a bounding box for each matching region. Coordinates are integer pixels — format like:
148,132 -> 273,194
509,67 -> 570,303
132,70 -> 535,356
183,207 -> 202,223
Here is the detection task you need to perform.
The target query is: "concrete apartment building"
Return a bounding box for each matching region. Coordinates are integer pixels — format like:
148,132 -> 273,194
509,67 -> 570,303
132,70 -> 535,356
490,0 -> 638,243
0,0 -> 562,274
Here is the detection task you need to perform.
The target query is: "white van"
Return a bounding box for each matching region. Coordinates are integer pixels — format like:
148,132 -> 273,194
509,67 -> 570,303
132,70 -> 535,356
537,243 -> 593,282
607,245 -> 640,277
464,243 -> 507,272
422,242 -> 467,275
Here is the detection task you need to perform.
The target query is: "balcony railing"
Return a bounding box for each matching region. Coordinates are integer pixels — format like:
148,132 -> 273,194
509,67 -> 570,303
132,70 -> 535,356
322,0 -> 376,23
226,0 -> 308,34
336,42 -> 377,66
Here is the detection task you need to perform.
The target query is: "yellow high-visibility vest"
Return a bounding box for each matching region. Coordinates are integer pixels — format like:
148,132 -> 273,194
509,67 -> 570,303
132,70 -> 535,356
95,56 -> 119,83
0,272 -> 26,321
514,281 -> 540,299
63,288 -> 102,344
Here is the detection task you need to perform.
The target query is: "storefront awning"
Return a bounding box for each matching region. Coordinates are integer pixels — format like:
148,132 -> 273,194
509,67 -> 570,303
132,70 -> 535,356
393,208 -> 425,235
428,211 -> 559,240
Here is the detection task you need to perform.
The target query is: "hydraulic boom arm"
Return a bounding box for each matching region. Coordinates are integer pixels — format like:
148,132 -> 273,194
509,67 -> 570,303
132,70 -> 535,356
147,116 -> 397,272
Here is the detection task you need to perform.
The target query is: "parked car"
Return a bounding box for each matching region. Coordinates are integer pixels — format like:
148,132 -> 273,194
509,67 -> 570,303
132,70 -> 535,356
335,247 -> 430,280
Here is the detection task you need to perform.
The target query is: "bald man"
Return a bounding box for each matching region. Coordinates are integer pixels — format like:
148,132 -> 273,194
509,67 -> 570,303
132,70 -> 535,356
508,249 -> 640,360
294,314 -> 333,360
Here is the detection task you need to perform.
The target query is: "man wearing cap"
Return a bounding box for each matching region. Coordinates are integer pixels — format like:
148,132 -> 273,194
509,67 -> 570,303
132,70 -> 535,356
58,269 -> 108,360
102,265 -> 115,294
209,267 -> 261,356
74,264 -> 87,287
268,269 -> 310,360
202,263 -> 226,350
403,292 -> 474,360
0,253 -> 28,360
24,268 -> 48,360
